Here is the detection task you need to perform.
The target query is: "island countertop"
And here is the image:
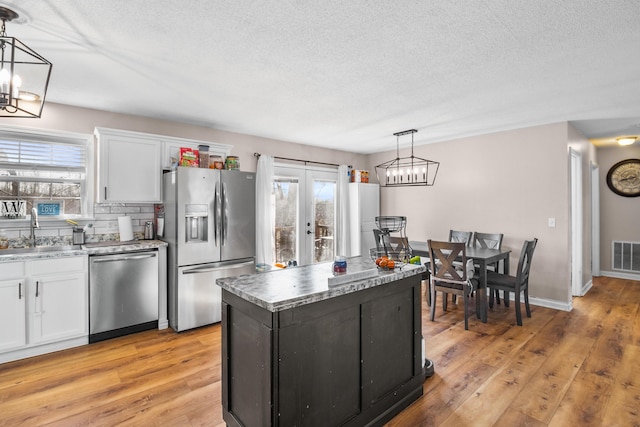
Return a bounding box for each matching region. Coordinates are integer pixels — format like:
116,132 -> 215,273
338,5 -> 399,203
216,256 -> 426,312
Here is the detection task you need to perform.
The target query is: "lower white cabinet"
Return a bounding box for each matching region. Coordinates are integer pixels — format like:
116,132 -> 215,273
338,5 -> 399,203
0,256 -> 88,363
0,263 -> 27,352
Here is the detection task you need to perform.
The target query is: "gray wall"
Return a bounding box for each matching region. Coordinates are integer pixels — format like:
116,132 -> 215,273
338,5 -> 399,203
597,144 -> 640,274
367,122 -> 596,308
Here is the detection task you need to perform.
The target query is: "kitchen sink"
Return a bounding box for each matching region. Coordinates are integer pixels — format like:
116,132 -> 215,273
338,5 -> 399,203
0,245 -> 83,257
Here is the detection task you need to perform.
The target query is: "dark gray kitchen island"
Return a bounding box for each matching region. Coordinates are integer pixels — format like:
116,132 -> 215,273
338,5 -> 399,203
216,257 -> 427,427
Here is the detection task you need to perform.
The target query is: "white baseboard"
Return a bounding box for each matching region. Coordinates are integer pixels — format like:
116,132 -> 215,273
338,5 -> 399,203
600,270 -> 640,281
0,336 -> 88,364
574,279 -> 593,297
528,296 -> 572,312
490,290 -> 572,312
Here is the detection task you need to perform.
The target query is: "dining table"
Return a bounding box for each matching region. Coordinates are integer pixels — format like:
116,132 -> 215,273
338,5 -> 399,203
409,240 -> 512,323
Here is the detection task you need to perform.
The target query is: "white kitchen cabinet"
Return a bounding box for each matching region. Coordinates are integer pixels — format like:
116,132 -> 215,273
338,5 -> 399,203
349,183 -> 380,257
95,127 -> 163,203
95,127 -> 233,201
29,257 -> 88,344
0,255 -> 88,364
0,262 -> 26,352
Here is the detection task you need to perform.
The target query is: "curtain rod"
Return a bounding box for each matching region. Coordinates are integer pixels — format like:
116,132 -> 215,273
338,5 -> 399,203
253,152 -> 339,168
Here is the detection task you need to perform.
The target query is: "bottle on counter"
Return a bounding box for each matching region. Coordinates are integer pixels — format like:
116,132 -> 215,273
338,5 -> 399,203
332,256 -> 347,275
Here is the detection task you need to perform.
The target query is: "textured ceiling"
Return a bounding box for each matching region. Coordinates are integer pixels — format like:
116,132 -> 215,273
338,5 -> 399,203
1,0 -> 639,153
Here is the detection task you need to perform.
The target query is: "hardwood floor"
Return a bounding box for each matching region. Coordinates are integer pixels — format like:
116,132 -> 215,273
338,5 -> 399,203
1,276 -> 639,426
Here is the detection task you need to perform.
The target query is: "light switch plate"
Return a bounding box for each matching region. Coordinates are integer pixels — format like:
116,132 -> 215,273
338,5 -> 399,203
548,217 -> 556,228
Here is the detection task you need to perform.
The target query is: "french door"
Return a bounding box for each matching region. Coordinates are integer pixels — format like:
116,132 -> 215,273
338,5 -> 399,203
273,165 -> 337,266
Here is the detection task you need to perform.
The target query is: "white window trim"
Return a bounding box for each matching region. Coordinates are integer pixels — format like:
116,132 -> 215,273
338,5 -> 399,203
0,124 -> 94,223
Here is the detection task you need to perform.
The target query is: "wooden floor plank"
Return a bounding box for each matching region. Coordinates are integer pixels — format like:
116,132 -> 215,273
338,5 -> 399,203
509,333 -> 595,423
1,277 -> 640,426
601,343 -> 640,425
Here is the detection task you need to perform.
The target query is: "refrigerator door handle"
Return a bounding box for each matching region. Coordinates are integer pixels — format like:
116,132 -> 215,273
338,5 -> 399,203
214,180 -> 221,247
221,181 -> 228,246
181,260 -> 255,274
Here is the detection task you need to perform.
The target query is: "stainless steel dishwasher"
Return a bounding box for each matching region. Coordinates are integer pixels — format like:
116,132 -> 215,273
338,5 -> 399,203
89,250 -> 159,343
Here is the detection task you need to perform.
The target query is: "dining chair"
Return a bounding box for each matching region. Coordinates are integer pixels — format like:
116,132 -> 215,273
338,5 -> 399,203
428,240 -> 478,330
373,230 -> 410,253
373,229 -> 385,251
449,230 -> 473,246
473,231 -> 504,303
487,238 -> 538,326
446,230 -> 472,304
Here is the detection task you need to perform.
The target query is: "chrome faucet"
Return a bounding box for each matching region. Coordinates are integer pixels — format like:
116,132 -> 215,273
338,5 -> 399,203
29,207 -> 39,247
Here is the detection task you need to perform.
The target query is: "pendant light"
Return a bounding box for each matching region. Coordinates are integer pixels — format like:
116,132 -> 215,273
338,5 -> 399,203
375,129 -> 440,187
0,6 -> 52,118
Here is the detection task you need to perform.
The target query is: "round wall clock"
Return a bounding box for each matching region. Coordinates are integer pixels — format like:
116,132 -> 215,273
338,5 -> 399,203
606,158 -> 640,197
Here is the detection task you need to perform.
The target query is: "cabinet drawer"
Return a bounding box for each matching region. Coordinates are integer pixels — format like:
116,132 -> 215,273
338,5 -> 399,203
32,256 -> 85,275
1,262 -> 25,278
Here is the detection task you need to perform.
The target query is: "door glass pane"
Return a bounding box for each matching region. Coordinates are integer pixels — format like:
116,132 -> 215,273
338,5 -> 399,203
313,180 -> 335,263
274,179 -> 298,265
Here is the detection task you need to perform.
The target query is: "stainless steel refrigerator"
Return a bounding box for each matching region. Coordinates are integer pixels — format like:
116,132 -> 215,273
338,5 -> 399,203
162,167 -> 256,332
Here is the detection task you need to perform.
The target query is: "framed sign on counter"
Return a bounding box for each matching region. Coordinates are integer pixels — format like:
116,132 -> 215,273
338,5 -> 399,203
35,200 -> 64,217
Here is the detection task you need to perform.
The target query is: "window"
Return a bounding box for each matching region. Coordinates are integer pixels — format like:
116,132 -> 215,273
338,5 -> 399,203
0,127 -> 94,220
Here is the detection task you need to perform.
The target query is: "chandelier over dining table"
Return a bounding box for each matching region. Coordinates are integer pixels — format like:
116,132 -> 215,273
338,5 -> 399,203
375,129 -> 440,187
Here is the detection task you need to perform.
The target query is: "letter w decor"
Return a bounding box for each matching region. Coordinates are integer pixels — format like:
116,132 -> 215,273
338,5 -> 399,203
1,200 -> 26,218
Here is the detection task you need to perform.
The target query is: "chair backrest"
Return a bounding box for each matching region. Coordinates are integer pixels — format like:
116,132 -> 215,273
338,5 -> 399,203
473,232 -> 504,250
372,229 -> 385,250
373,232 -> 411,258
449,230 -> 473,247
515,238 -> 538,289
428,240 -> 470,284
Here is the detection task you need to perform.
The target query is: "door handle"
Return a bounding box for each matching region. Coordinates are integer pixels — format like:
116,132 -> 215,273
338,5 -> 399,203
92,253 -> 157,263
182,260 -> 255,274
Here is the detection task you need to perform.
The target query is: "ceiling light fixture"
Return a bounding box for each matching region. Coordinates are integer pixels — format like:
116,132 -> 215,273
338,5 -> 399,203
0,6 -> 51,118
375,129 -> 440,187
616,136 -> 637,146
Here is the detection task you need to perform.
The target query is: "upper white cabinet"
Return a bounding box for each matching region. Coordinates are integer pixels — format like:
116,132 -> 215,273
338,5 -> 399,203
95,127 -> 163,203
95,127 -> 233,203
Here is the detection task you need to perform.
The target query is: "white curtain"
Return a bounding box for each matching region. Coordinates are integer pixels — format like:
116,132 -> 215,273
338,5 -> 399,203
336,164 -> 351,257
256,154 -> 274,267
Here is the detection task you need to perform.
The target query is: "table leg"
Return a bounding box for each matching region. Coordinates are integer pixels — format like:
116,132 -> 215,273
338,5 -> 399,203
478,260 -> 488,323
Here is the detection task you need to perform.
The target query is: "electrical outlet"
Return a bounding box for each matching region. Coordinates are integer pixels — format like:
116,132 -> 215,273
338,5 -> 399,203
548,217 -> 556,228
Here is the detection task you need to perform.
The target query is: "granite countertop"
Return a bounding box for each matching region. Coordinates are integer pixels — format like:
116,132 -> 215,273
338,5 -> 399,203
0,240 -> 167,262
216,256 -> 426,312
82,239 -> 167,255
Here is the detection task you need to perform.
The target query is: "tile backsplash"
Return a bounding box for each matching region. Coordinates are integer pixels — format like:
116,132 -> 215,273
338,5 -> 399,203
0,203 -> 155,248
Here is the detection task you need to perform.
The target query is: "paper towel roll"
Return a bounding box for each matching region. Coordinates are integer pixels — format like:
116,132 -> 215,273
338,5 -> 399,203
156,218 -> 164,237
118,216 -> 134,241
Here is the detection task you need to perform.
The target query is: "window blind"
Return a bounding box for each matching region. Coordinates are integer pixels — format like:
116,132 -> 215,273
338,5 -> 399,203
0,139 -> 86,170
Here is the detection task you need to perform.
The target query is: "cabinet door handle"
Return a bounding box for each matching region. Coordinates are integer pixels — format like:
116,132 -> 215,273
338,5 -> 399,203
104,187 -> 108,200
36,280 -> 40,297
19,282 -> 22,299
